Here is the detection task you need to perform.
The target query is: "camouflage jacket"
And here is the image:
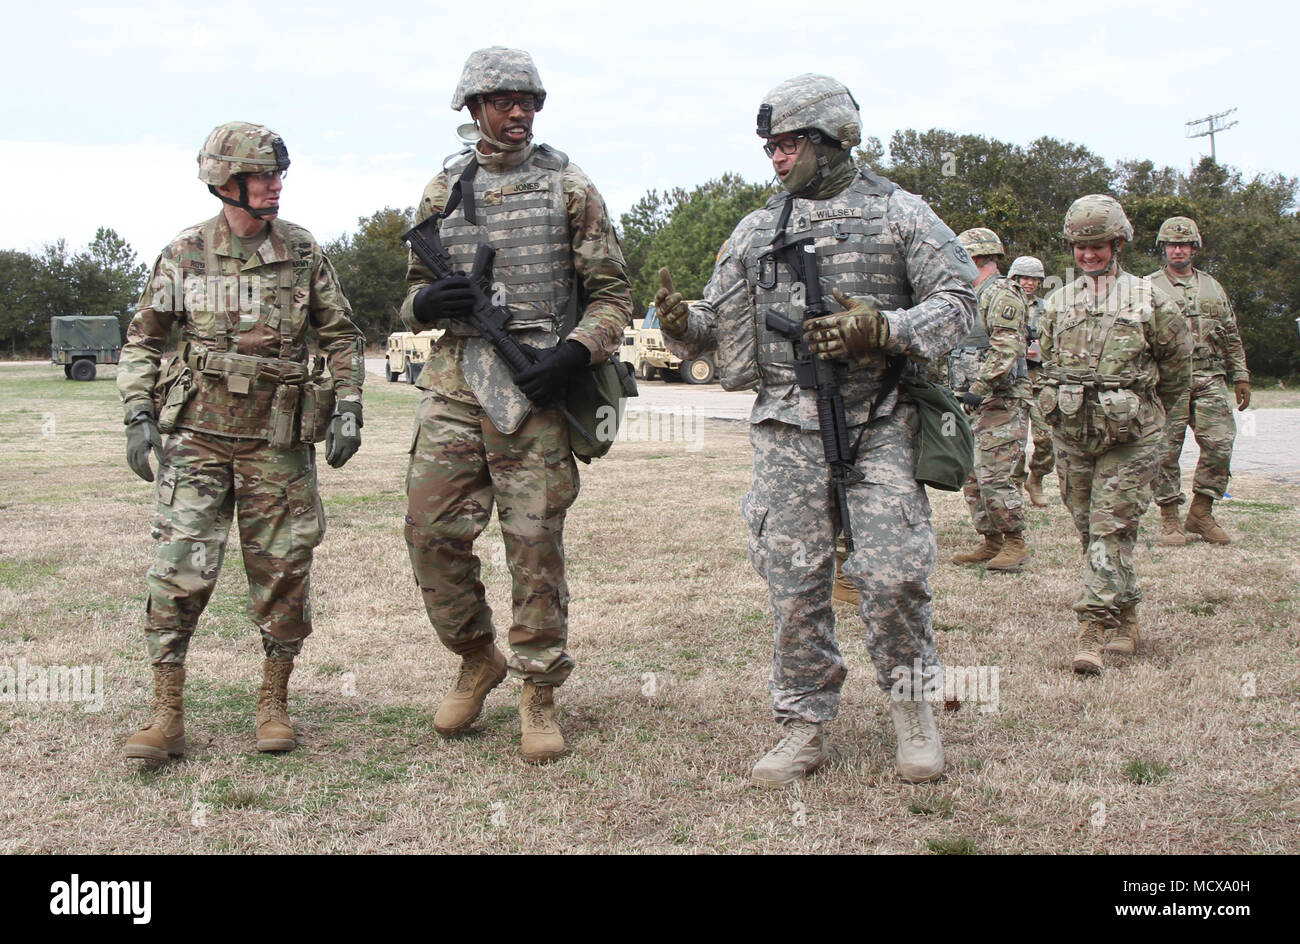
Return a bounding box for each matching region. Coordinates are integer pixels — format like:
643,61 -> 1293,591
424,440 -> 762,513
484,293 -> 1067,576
665,170 -> 976,429
1038,269 -> 1190,446
399,142 -> 632,429
1146,267 -> 1248,384
118,213 -> 364,439
967,274 -> 1030,400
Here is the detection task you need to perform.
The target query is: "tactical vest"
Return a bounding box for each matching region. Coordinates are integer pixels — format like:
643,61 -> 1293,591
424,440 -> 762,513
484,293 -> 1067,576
171,216 -> 317,440
1149,269 -> 1227,374
437,145 -> 573,335
730,175 -> 914,395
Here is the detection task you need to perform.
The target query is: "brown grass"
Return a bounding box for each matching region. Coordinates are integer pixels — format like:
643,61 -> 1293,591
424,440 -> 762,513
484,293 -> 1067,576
0,363 -> 1296,854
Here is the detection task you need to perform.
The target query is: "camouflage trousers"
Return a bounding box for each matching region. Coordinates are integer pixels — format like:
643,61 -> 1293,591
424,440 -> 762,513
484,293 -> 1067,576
1153,375 -> 1235,505
405,393 -> 579,686
1013,373 -> 1055,483
143,429 -> 324,665
742,406 -> 940,723
1054,431 -> 1160,628
962,395 -> 1029,535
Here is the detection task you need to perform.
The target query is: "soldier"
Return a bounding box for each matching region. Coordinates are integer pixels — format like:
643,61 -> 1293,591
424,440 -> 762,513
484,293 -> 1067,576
1038,195 -> 1189,673
656,75 -> 976,787
1008,255 -> 1053,507
949,229 -> 1032,571
400,48 -> 632,763
1147,217 -> 1250,546
119,121 -> 365,759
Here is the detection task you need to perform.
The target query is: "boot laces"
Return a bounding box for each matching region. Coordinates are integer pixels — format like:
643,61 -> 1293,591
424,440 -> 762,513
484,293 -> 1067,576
526,687 -> 551,727
900,702 -> 927,744
454,654 -> 484,694
770,722 -> 815,757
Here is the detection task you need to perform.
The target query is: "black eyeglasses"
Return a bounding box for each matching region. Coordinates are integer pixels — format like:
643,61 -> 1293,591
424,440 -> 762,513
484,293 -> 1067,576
484,95 -> 538,113
763,135 -> 805,158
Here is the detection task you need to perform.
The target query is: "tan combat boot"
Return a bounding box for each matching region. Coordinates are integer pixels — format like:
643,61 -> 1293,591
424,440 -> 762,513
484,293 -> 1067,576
832,563 -> 860,606
256,658 -> 296,752
434,640 -> 507,737
986,531 -> 1030,571
1184,493 -> 1231,544
1104,605 -> 1141,655
1025,472 -> 1049,507
751,720 -> 829,789
1072,622 -> 1104,675
124,664 -> 187,760
951,533 -> 1003,565
889,698 -> 944,783
520,681 -> 567,764
1157,502 -> 1187,547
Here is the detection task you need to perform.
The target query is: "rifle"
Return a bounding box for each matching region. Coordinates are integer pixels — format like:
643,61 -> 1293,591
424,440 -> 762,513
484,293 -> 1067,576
762,239 -> 866,551
400,214 -> 597,447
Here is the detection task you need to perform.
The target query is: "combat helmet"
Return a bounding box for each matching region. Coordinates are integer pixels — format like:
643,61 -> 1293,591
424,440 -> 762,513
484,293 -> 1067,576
1156,216 -> 1202,248
451,47 -> 546,111
1063,194 -> 1133,244
197,121 -> 289,219
957,228 -> 1005,259
1008,256 -> 1045,279
756,74 -> 861,149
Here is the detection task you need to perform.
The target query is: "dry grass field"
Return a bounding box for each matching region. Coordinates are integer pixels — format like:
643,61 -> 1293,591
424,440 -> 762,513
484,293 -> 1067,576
0,362 -> 1296,854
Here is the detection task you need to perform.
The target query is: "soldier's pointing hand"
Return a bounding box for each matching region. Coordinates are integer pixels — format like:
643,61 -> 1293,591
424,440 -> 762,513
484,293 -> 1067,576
654,268 -> 689,339
803,289 -> 890,361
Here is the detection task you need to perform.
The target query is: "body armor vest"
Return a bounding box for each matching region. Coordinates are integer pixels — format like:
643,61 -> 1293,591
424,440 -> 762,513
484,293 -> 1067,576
438,145 -> 573,335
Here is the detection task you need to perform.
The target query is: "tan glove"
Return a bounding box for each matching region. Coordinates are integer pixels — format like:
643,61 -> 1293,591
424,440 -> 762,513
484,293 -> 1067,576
803,289 -> 890,361
1234,380 -> 1251,411
653,268 -> 689,339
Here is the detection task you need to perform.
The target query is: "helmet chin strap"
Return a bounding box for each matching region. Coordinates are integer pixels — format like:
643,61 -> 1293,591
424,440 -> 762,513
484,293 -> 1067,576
209,176 -> 278,219
475,100 -> 531,153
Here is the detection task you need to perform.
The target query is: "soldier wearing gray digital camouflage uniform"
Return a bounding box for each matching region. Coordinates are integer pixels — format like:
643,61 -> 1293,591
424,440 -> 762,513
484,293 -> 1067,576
1008,255 -> 1053,507
401,48 -> 632,763
1146,216 -> 1250,547
657,75 -> 976,787
1038,195 -> 1189,674
119,121 -> 365,760
949,229 -> 1032,571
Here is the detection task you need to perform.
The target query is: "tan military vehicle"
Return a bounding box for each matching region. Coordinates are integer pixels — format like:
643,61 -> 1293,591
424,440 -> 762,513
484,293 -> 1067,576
622,304 -> 715,384
385,329 -> 442,383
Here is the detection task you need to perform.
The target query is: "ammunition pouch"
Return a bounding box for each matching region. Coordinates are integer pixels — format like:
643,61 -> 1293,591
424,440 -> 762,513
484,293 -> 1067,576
298,358 -> 336,445
1096,388 -> 1140,445
154,356 -> 196,434
181,343 -> 321,445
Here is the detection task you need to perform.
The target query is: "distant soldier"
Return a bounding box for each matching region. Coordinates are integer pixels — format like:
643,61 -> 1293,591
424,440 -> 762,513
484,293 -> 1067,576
1038,195 -> 1189,673
1008,255 -> 1053,507
119,122 -> 365,759
1147,216 -> 1250,546
950,229 -> 1032,571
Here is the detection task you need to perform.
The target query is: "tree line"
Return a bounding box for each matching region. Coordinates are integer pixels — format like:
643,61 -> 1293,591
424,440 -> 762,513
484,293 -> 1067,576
6,133 -> 1296,378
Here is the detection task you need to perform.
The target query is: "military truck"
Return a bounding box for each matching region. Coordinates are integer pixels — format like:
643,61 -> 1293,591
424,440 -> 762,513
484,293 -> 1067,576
50,316 -> 122,381
621,305 -> 715,384
385,329 -> 443,383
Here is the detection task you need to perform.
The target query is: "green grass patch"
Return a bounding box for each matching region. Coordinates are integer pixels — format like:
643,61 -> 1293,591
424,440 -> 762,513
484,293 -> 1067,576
1123,758 -> 1170,785
928,835 -> 977,854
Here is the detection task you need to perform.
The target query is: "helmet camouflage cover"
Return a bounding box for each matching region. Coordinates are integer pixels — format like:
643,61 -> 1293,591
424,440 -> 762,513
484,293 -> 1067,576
451,47 -> 546,111
197,121 -> 289,187
1008,255 -> 1045,278
1156,216 -> 1202,248
1062,194 -> 1133,244
756,74 -> 861,148
957,227 -> 1005,258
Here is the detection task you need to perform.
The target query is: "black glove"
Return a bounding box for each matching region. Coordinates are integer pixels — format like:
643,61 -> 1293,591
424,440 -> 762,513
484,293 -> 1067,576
515,340 -> 590,404
960,391 -> 984,415
413,275 -> 476,327
326,401 -> 363,469
125,404 -> 164,483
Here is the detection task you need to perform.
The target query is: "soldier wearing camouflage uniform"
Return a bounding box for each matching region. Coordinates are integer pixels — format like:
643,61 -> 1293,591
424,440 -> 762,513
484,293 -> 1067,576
119,122 -> 365,760
657,75 -> 976,787
1147,216 -> 1250,546
401,48 -> 632,763
1038,195 -> 1190,673
949,229 -> 1032,571
1008,256 -> 1053,507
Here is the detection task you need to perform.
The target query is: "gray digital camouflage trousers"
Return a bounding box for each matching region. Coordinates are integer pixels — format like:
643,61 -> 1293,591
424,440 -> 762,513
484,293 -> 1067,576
144,430 -> 323,665
1153,376 -> 1236,505
404,393 -> 578,686
962,395 -> 1029,534
1054,430 -> 1160,628
742,405 -> 940,723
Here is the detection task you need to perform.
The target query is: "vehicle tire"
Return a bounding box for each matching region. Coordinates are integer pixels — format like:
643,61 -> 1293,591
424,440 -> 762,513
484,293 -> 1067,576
637,361 -> 654,382
70,359 -> 96,381
682,356 -> 715,385
659,366 -> 680,383
386,358 -> 400,382
63,365 -> 72,379
406,362 -> 420,384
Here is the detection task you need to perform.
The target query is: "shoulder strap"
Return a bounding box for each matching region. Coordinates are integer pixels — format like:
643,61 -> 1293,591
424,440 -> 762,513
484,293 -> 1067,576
201,217 -> 229,353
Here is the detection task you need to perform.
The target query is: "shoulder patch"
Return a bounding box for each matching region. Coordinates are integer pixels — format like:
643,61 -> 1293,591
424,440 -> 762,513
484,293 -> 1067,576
954,245 -> 970,264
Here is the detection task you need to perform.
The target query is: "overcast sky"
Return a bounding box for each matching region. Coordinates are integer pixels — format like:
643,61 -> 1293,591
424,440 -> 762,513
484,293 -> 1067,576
3,0 -> 1294,268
